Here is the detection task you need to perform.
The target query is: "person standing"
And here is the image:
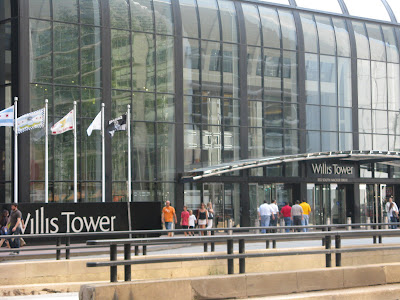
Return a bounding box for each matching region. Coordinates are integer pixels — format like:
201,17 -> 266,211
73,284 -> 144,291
258,200 -> 272,234
291,200 -> 303,232
300,200 -> 312,232
188,210 -> 196,236
207,202 -> 214,235
7,203 -> 22,254
180,206 -> 190,236
385,197 -> 399,229
197,203 -> 208,235
162,201 -> 177,237
0,209 -> 10,248
280,202 -> 292,233
269,200 -> 279,232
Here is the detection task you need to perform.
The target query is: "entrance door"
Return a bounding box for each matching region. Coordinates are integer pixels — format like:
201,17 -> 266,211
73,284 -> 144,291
364,184 -> 386,223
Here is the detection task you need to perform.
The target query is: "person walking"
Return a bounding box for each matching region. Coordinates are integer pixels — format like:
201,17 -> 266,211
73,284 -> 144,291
207,202 -> 214,235
188,210 -> 196,236
0,209 -> 10,248
180,206 -> 190,236
269,200 -> 279,232
385,197 -> 399,229
291,200 -> 303,232
197,203 -> 208,235
280,202 -> 292,233
300,200 -> 312,232
7,203 -> 22,255
258,200 -> 272,234
162,201 -> 177,237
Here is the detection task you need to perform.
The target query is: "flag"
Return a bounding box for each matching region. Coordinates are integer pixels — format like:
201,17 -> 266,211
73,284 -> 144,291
86,111 -> 101,136
106,114 -> 127,137
51,110 -> 74,135
0,106 -> 14,127
17,108 -> 45,134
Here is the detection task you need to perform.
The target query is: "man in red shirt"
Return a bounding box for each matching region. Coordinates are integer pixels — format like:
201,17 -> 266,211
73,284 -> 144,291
280,202 -> 292,233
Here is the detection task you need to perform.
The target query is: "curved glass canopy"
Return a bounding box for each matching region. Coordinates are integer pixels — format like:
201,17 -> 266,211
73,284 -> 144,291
344,0 -> 391,21
295,0 -> 343,14
385,0 -> 400,22
258,0 -> 290,5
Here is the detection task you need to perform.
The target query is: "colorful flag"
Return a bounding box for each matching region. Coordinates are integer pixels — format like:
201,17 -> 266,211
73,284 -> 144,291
51,110 -> 74,135
106,114 -> 127,137
86,111 -> 101,136
17,108 -> 45,134
0,106 -> 14,127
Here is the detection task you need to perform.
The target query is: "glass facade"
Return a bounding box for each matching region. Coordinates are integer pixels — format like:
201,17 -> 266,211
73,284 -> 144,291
3,0 -> 400,226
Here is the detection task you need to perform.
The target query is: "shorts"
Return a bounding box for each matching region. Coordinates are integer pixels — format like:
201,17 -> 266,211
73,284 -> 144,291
198,219 -> 207,226
189,226 -> 194,229
181,225 -> 189,229
165,222 -> 172,230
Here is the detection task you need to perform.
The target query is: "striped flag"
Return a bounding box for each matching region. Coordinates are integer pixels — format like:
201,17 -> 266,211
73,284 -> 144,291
0,106 -> 14,127
17,108 -> 45,134
51,110 -> 74,135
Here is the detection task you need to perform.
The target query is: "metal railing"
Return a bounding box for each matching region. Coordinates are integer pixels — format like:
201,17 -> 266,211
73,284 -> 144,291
86,228 -> 400,282
0,222 -> 397,260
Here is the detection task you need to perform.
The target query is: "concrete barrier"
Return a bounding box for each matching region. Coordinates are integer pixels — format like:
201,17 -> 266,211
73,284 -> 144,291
79,262 -> 400,300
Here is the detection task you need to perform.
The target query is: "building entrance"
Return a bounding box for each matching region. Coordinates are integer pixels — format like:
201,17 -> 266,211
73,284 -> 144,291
360,184 -> 392,223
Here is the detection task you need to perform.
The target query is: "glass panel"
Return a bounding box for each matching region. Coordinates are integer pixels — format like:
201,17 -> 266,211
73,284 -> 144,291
339,132 -> 352,150
112,124 -> 128,181
112,182 -> 128,202
242,4 -> 261,46
388,63 -> 400,111
202,125 -> 222,166
248,101 -> 263,127
133,122 -> 155,181
296,0 -> 342,13
133,182 -> 156,201
130,0 -> 154,32
265,128 -> 283,156
352,21 -> 370,60
81,88 -> 102,117
338,57 -> 352,107
315,15 -> 335,56
180,0 -> 199,38
201,97 -> 221,125
373,134 -> 388,150
366,24 -> 386,62
198,0 -> 220,41
81,26 -> 102,88
339,107 -> 352,132
80,0 -> 101,26
306,131 -> 320,152
388,111 -> 400,135
372,110 -> 388,134
109,0 -> 130,29
0,0 -> 11,20
184,124 -> 201,170
30,0 -> 51,19
305,53 -> 319,104
307,104 -> 320,130
386,0 -> 400,22
223,43 -> 239,98
54,86 -> 80,117
183,38 -> 200,95
184,95 -> 200,123
156,35 -> 174,93
359,109 -> 372,133
371,61 -> 387,110
111,90 -> 131,118
359,133 -> 372,149
333,18 -> 350,57
157,94 -> 174,122
321,106 -> 337,131
53,0 -> 78,22
157,123 -> 175,180
283,103 -> 298,129
133,92 -> 155,121
30,20 -> 52,83
82,115 -> 102,181
300,13 -> 318,53
0,23 -> 12,85
389,135 -> 400,151
223,126 -> 239,163
264,48 -> 281,101
320,55 -> 337,106
132,32 -> 155,92
284,129 -> 299,154
265,102 -> 282,127
153,0 -> 174,35
247,46 -> 262,100
202,41 -> 222,96
218,0 -> 238,43
375,163 -> 388,178
382,26 -> 399,63
223,99 -> 239,126
278,9 -> 296,50
322,131 -> 338,151
258,0 -> 289,4
259,6 -> 280,49
344,0 -> 391,21
283,50 -> 297,103
249,127 -> 263,160
111,29 -> 131,90
357,59 -> 371,109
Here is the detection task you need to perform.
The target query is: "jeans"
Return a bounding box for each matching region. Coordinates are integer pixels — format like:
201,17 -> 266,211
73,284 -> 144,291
165,222 -> 172,230
284,217 -> 291,233
302,215 -> 309,232
7,227 -> 21,251
260,215 -> 270,233
293,216 -> 302,232
390,216 -> 398,229
270,214 -> 278,227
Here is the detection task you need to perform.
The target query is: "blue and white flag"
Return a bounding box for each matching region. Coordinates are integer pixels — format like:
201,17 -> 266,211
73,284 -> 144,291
0,106 -> 14,127
17,108 -> 45,134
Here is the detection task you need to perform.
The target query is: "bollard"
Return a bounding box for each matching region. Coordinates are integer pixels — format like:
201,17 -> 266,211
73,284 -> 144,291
228,219 -> 233,235
255,219 -> 260,234
326,217 -> 331,231
135,245 -> 139,256
366,217 -> 371,230
373,224 -> 377,244
325,235 -> 331,268
143,245 -> 147,255
266,240 -> 270,249
56,237 -> 61,260
335,235 -> 341,267
110,244 -> 117,282
346,217 -> 352,231
239,239 -> 245,274
272,240 -> 276,249
227,239 -> 234,275
204,242 -> 208,252
211,230 -> 215,252
65,237 -> 71,260
384,216 -> 389,230
279,218 -> 285,233
124,244 -> 131,281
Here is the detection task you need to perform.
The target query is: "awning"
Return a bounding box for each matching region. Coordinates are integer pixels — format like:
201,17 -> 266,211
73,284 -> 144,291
182,150 -> 400,181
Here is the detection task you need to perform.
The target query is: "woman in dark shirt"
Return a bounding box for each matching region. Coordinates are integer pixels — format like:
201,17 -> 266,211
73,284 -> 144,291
0,209 -> 10,248
197,203 -> 208,236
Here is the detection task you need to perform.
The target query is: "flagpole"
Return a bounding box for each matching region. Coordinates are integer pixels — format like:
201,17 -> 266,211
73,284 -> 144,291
73,101 -> 77,203
101,103 -> 105,203
45,99 -> 49,203
13,97 -> 18,204
127,105 -> 131,203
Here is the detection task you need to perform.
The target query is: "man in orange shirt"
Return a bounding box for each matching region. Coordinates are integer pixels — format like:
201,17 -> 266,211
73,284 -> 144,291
162,201 -> 177,237
300,200 -> 312,232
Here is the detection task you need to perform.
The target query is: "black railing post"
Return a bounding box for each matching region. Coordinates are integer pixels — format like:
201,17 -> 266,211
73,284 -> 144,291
135,246 -> 139,256
204,242 -> 208,252
239,239 -> 245,274
211,230 -> 215,252
65,237 -> 71,260
335,235 -> 341,267
56,237 -> 61,260
110,244 -> 117,282
266,240 -> 270,249
143,234 -> 147,255
373,225 -> 377,244
378,225 -> 382,244
322,227 -> 326,246
325,235 -> 331,268
124,244 -> 131,282
272,240 -> 276,249
227,239 -> 234,275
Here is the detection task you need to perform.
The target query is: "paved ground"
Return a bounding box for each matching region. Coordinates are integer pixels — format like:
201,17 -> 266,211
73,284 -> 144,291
2,293 -> 79,300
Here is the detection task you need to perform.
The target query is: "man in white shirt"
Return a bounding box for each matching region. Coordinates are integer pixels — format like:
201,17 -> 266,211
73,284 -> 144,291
385,197 -> 399,229
258,200 -> 272,233
269,200 -> 279,229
